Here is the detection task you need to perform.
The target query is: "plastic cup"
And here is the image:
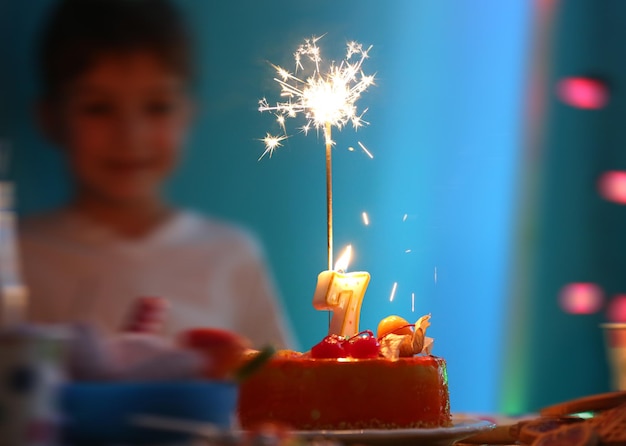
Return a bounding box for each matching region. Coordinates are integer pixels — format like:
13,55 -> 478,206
0,330 -> 64,446
601,323 -> 626,391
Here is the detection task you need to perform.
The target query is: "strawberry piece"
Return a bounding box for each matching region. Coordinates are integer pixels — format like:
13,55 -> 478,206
179,328 -> 250,379
310,334 -> 348,359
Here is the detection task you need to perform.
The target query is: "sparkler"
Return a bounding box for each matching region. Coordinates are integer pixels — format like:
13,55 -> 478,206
259,35 -> 375,270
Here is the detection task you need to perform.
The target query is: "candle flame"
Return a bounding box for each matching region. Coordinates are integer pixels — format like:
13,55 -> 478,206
334,244 -> 352,272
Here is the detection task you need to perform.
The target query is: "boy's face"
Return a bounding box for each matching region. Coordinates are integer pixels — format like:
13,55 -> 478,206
47,52 -> 193,206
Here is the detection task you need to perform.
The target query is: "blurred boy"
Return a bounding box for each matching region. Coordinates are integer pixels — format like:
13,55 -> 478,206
19,0 -> 293,349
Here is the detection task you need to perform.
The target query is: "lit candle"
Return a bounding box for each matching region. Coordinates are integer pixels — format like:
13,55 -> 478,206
312,245 -> 370,338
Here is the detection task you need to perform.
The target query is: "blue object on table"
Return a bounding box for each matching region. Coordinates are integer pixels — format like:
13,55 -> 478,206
60,381 -> 238,445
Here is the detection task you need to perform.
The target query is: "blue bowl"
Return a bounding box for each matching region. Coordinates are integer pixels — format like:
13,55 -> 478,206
60,381 -> 238,445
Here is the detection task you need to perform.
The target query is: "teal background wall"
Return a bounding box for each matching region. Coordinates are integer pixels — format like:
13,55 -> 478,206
502,0 -> 623,413
1,0 -> 548,413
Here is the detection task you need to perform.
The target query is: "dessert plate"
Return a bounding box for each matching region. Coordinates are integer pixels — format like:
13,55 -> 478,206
134,414 -> 495,446
290,415 -> 495,446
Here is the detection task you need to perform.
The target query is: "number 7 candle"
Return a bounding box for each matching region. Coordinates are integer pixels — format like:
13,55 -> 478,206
312,245 -> 370,338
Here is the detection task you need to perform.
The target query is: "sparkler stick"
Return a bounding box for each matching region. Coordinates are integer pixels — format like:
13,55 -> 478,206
259,36 -> 374,269
325,122 -> 333,269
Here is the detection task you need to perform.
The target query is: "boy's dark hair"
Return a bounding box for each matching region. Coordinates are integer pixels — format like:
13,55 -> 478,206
39,0 -> 193,101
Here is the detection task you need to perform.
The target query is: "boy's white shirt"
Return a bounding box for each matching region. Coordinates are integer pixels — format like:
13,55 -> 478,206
18,209 -> 294,349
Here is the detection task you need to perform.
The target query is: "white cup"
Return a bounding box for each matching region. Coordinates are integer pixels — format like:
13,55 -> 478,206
601,323 -> 626,391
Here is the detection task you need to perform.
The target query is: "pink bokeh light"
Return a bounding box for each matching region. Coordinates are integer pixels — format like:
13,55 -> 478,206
556,77 -> 608,109
607,295 -> 626,323
598,171 -> 626,204
559,282 -> 603,314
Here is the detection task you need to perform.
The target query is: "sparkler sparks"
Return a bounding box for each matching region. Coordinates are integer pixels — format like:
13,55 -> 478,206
362,211 -> 370,226
259,133 -> 288,160
358,141 -> 374,159
389,282 -> 398,302
258,35 -> 376,270
258,35 -> 375,153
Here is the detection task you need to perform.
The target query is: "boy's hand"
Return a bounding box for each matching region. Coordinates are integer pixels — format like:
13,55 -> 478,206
121,296 -> 168,334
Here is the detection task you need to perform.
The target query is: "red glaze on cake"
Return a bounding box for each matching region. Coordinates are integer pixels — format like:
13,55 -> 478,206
238,354 -> 451,430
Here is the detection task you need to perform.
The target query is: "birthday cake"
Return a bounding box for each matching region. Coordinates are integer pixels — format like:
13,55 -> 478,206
240,36 -> 452,431
238,315 -> 452,430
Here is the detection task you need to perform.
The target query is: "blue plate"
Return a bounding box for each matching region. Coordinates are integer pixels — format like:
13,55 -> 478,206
60,381 -> 238,445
